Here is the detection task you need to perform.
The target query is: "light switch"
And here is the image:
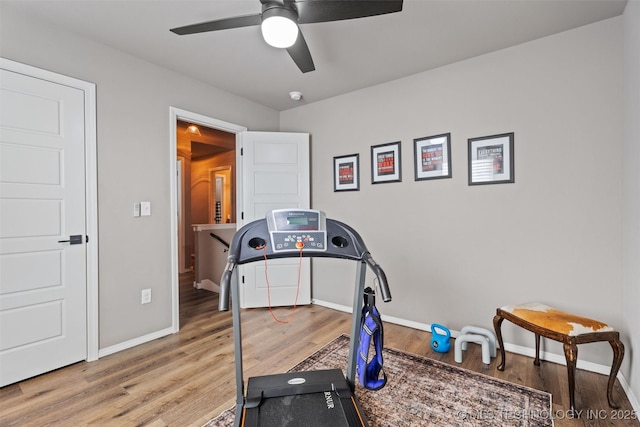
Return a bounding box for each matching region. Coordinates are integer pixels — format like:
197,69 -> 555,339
133,202 -> 141,217
141,201 -> 151,216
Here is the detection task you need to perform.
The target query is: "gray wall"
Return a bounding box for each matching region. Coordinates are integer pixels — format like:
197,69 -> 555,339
282,17 -> 626,369
0,4 -> 280,348
1,0 -> 637,405
622,0 -> 640,407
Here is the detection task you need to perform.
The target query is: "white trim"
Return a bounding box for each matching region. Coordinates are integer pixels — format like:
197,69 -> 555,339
311,299 -> 351,313
312,299 -> 432,333
169,107 -> 246,333
312,298 -> 637,408
500,342 -> 612,374
0,57 -> 100,362
83,73 -> 99,362
98,327 -> 175,358
620,375 -> 640,414
501,341 -> 639,412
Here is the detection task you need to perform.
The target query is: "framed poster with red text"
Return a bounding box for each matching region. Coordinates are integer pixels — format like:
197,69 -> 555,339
371,141 -> 401,184
333,153 -> 359,191
414,133 -> 452,181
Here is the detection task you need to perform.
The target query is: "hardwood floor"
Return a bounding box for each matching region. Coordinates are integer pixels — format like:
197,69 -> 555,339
1,273 -> 637,426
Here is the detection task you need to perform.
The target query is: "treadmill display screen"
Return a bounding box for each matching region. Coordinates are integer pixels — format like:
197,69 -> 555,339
271,210 -> 321,231
287,216 -> 310,226
267,209 -> 328,252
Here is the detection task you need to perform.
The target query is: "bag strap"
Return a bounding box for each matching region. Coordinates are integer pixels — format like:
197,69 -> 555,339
357,299 -> 387,391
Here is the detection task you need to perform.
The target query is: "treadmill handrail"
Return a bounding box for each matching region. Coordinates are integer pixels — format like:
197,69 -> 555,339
218,218 -> 391,312
363,253 -> 391,303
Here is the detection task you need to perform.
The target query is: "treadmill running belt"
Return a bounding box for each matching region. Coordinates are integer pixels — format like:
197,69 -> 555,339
259,391 -> 349,426
242,369 -> 368,426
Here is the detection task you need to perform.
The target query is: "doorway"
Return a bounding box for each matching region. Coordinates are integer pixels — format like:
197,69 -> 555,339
176,119 -> 236,274
169,108 -> 247,332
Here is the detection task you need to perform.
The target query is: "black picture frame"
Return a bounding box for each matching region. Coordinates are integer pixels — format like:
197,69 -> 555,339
333,153 -> 360,191
371,141 -> 402,184
414,133 -> 452,181
468,133 -> 515,185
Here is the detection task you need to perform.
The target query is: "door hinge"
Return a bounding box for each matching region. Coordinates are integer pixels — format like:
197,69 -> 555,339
241,212 -> 244,220
240,148 -> 243,156
86,235 -> 89,243
242,276 -> 245,284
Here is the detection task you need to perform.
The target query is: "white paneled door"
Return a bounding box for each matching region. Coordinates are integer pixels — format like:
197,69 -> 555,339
238,131 -> 310,308
0,65 -> 88,386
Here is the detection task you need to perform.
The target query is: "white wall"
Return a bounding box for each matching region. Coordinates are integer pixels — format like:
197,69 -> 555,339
282,17 -> 625,368
0,4 -> 280,348
622,0 -> 640,408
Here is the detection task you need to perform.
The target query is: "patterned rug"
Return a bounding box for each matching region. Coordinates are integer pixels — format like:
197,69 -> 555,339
204,334 -> 553,426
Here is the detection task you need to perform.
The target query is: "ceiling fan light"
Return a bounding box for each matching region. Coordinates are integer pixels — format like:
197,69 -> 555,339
261,14 -> 298,48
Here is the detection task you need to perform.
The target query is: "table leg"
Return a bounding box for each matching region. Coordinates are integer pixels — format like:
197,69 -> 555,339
607,339 -> 624,409
493,315 -> 506,371
563,342 -> 578,413
534,334 -> 541,366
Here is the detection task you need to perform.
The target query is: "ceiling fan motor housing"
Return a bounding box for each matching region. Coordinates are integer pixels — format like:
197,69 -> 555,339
261,1 -> 299,20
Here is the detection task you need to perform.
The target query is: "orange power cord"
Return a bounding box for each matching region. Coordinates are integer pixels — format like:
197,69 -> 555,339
261,243 -> 304,324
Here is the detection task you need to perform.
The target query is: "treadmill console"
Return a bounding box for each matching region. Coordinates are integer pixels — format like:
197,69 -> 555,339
267,209 -> 327,253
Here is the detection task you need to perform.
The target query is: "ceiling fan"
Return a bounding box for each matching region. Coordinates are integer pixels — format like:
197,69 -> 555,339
170,0 -> 403,73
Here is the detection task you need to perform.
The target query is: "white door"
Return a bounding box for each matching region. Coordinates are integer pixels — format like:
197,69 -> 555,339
238,131 -> 310,308
0,67 -> 88,386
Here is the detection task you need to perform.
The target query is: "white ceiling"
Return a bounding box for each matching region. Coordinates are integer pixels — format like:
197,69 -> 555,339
3,0 -> 627,111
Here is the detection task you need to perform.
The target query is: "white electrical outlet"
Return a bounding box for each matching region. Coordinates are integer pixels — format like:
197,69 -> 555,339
141,288 -> 152,304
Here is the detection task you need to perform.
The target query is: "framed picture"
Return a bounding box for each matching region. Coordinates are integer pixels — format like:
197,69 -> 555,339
468,133 -> 514,185
414,133 -> 452,181
333,153 -> 360,191
371,141 -> 402,184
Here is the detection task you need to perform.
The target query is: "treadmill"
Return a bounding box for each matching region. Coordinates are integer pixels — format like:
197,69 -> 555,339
219,209 -> 391,427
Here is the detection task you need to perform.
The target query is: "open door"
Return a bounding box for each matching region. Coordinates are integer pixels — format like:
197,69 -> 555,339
236,131 -> 310,308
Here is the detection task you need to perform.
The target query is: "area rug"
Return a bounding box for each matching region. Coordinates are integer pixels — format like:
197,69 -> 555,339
204,334 -> 553,426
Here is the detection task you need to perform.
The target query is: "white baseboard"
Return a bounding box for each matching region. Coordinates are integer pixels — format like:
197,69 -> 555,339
617,373 -> 640,413
311,299 -> 639,412
98,326 -> 174,358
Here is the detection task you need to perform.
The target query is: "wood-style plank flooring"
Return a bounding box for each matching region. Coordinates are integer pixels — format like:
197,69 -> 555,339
1,273 -> 637,426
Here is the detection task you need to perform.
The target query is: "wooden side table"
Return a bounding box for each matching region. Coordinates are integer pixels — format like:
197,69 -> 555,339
493,302 -> 624,412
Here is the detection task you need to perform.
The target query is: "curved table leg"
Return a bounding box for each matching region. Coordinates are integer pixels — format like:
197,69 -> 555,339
493,315 -> 506,371
607,339 -> 625,409
563,342 -> 578,413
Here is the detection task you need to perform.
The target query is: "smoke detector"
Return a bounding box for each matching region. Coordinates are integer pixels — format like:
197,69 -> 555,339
289,91 -> 303,101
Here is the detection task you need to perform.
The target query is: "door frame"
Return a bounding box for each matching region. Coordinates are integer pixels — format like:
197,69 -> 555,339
0,57 -> 99,362
169,107 -> 246,332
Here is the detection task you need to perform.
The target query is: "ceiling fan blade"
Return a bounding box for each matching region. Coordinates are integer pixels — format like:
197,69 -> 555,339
294,0 -> 403,24
170,14 -> 262,35
286,30 -> 315,73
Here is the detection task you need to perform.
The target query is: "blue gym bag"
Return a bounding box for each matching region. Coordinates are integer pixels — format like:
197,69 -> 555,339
357,287 -> 387,391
